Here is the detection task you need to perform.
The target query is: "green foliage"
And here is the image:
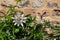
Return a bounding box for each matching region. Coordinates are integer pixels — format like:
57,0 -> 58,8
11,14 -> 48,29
0,4 -> 60,40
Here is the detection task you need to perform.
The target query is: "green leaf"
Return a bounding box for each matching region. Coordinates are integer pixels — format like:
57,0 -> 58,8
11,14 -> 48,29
15,29 -> 19,33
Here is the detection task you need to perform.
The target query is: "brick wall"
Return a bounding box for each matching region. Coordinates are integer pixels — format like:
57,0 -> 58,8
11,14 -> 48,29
0,0 -> 60,22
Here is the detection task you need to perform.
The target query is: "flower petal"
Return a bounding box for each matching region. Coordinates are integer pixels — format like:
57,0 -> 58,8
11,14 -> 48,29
23,17 -> 27,19
17,24 -> 19,26
14,23 -> 17,25
54,38 -> 56,40
23,21 -> 25,23
11,17 -> 14,19
13,20 -> 15,22
22,14 -> 24,17
21,23 -> 23,26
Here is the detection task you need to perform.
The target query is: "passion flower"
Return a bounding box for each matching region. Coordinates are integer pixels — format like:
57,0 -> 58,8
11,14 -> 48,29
12,13 -> 26,26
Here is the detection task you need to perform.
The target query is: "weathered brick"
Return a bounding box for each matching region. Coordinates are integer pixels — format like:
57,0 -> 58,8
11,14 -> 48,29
0,0 -> 60,22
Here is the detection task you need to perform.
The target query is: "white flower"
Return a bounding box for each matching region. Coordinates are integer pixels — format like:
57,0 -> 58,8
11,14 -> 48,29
38,20 -> 44,24
54,38 -> 56,40
12,13 -> 26,26
36,15 -> 44,24
32,0 -> 44,8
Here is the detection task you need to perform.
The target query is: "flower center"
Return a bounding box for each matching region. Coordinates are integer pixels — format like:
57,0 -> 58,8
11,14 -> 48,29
17,16 -> 22,20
